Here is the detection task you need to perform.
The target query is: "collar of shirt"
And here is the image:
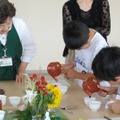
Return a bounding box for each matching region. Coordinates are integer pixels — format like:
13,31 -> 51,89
0,34 -> 7,46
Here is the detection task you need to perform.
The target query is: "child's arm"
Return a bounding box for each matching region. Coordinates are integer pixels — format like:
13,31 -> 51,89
62,68 -> 94,80
97,85 -> 118,97
62,63 -> 74,70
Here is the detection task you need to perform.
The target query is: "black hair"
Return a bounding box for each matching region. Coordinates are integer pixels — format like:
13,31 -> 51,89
63,21 -> 89,49
0,0 -> 16,24
92,46 -> 120,81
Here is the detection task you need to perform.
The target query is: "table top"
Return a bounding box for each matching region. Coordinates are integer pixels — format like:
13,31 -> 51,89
0,74 -> 120,120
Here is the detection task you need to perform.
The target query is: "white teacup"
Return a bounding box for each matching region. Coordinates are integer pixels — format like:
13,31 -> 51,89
84,97 -> 96,106
9,96 -> 21,106
0,110 -> 5,120
58,85 -> 68,94
105,100 -> 115,109
0,95 -> 7,106
88,100 -> 101,111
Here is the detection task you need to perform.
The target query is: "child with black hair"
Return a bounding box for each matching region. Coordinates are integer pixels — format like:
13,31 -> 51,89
92,46 -> 120,114
62,21 -> 108,87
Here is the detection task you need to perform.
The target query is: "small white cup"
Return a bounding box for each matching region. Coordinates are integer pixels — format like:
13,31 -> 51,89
84,97 -> 96,106
105,100 -> 115,109
9,96 -> 21,106
0,95 -> 7,106
88,100 -> 101,111
58,85 -> 68,94
0,110 -> 5,120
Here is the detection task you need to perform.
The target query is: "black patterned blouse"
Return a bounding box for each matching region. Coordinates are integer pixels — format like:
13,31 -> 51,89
62,0 -> 111,57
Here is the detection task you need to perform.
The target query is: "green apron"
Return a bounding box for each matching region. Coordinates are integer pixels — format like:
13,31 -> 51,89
0,24 -> 22,80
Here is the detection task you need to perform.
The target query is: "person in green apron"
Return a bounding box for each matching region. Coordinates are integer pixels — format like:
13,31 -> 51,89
0,0 -> 36,82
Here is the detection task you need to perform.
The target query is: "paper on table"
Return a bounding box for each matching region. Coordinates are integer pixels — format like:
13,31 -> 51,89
88,117 -> 120,120
47,79 -> 71,87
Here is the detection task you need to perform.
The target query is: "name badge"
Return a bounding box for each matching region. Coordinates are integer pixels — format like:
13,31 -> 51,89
0,57 -> 13,67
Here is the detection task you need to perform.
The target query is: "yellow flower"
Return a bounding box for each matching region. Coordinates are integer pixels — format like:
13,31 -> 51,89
15,74 -> 62,119
46,83 -> 53,90
48,85 -> 62,108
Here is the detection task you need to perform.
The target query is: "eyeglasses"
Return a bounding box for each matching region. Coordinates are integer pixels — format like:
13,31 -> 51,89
0,21 -> 12,31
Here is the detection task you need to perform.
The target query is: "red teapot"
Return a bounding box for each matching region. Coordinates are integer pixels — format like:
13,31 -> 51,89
47,62 -> 62,81
82,77 -> 101,97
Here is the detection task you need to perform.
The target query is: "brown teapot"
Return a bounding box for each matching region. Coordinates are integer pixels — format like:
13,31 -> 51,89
47,62 -> 62,81
82,77 -> 101,97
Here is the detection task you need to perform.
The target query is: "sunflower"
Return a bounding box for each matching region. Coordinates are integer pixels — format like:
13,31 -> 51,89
48,85 -> 62,108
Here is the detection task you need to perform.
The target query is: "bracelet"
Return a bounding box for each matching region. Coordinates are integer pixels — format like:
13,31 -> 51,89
71,61 -> 76,66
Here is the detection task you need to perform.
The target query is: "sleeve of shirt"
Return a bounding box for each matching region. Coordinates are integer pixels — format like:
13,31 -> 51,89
95,0 -> 111,36
62,3 -> 72,26
117,85 -> 120,96
13,17 -> 36,63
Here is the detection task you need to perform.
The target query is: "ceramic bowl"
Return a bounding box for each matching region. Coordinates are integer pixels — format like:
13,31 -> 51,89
59,85 -> 68,94
0,95 -> 7,106
88,100 -> 101,111
105,100 -> 115,109
9,96 -> 21,106
84,96 -> 96,106
0,110 -> 5,120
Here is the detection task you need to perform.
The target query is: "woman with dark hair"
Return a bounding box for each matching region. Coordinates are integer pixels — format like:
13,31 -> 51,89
62,0 -> 111,64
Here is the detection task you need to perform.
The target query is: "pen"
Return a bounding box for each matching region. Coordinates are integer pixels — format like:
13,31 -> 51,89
104,116 -> 112,120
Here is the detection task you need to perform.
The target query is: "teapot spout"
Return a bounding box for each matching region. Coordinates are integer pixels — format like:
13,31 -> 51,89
52,76 -> 58,82
85,90 -> 92,97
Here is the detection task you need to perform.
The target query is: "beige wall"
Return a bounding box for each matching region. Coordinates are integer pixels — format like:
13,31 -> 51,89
9,0 -> 120,70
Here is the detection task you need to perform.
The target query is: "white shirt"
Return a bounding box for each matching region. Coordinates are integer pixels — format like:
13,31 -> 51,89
117,85 -> 120,96
75,31 -> 108,88
75,31 -> 108,73
0,17 -> 36,63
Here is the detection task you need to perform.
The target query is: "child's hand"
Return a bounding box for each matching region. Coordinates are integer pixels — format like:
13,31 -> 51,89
62,69 -> 78,79
98,89 -> 108,97
97,85 -> 117,96
109,100 -> 120,114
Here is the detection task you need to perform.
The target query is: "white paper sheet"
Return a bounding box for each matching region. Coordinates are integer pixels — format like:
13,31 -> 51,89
88,117 -> 120,120
46,79 -> 71,86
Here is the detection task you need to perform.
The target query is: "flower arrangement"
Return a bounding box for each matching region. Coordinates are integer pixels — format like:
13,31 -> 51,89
14,74 -> 62,120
